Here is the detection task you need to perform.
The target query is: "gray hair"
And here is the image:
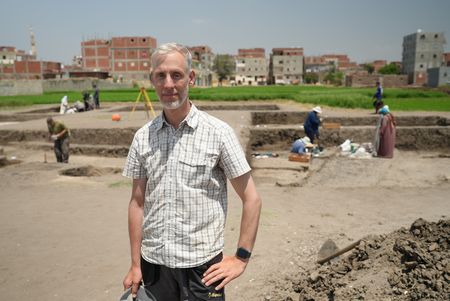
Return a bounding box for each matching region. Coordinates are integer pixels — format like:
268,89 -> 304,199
151,43 -> 192,72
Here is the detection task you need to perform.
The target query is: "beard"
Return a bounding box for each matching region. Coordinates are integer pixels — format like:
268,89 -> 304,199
159,87 -> 189,110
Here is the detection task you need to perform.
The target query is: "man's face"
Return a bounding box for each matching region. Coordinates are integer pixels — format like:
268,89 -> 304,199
150,51 -> 195,110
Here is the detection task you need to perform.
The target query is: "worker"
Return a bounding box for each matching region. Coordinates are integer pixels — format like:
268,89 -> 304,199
303,106 -> 322,144
46,117 -> 70,163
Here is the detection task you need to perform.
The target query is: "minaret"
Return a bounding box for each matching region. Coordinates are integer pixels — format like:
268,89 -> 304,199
29,26 -> 37,57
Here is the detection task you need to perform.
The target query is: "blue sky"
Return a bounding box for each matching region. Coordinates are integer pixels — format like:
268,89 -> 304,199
1,0 -> 449,65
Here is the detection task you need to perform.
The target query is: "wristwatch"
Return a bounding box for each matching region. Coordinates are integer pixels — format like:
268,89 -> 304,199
236,247 -> 252,260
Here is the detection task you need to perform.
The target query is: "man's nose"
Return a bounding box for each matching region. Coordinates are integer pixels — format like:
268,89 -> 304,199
163,74 -> 175,87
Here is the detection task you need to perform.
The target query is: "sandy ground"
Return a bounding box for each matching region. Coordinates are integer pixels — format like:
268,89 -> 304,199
0,102 -> 449,301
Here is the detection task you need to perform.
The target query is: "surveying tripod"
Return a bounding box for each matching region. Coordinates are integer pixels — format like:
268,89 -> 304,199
129,87 -> 156,120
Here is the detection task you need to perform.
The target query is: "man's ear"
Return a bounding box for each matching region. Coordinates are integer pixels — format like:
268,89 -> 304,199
149,69 -> 154,84
189,70 -> 196,86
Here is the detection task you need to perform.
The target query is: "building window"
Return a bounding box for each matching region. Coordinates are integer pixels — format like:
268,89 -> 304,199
420,64 -> 423,68
444,73 -> 447,77
131,38 -> 135,43
433,54 -> 437,58
279,60 -> 283,64
142,38 -> 146,42
420,34 -> 425,39
421,54 -> 424,59
118,63 -> 123,67
143,62 -> 148,67
434,34 -> 438,38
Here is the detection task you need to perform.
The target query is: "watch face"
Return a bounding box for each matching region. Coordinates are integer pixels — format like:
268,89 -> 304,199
236,247 -> 251,259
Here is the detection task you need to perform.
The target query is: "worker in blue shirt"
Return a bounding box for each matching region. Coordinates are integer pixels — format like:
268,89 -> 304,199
303,106 -> 322,144
372,81 -> 383,114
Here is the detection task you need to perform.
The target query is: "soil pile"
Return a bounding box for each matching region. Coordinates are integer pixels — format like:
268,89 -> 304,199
59,165 -> 122,177
279,218 -> 449,301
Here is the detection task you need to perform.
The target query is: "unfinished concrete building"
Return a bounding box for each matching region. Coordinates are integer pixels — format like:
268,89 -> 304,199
81,36 -> 157,81
234,48 -> 267,86
81,39 -> 111,72
188,46 -> 214,87
269,48 -> 304,85
110,36 -> 156,81
402,31 -> 446,85
0,46 -> 60,79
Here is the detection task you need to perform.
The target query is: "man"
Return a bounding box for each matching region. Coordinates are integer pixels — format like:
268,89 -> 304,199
93,84 -> 100,109
122,43 -> 262,301
291,136 -> 312,154
372,81 -> 383,114
303,106 -> 322,144
46,117 -> 70,163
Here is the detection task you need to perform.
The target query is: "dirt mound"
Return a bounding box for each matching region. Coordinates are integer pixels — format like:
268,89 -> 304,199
59,165 -> 122,177
276,218 -> 449,301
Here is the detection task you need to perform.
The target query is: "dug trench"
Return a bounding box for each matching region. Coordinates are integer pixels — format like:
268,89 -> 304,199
0,102 -> 449,301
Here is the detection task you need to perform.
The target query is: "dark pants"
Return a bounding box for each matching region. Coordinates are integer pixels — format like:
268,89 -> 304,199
141,253 -> 225,301
94,97 -> 100,109
373,99 -> 383,113
304,129 -> 317,144
54,137 -> 69,163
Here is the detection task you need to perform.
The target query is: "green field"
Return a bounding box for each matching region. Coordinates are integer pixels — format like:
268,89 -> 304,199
1,86 -> 449,111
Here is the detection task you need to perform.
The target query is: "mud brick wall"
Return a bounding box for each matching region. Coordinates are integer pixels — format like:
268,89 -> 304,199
346,74 -> 408,88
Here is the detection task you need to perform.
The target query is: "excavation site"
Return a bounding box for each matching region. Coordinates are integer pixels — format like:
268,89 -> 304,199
0,101 -> 449,301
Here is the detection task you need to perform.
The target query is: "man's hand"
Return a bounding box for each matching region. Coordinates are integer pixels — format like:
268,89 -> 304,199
202,255 -> 247,290
51,135 -> 58,141
123,266 -> 142,298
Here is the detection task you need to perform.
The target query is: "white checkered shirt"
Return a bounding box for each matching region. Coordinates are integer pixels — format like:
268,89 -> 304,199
123,104 -> 251,268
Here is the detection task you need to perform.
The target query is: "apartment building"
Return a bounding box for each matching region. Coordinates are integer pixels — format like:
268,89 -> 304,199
81,39 -> 110,72
110,36 -> 156,81
402,31 -> 446,85
0,46 -> 60,79
269,48 -> 303,84
81,36 -> 157,80
188,45 -> 214,86
235,48 -> 267,86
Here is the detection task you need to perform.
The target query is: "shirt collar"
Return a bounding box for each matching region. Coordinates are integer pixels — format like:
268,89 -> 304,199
156,102 -> 199,131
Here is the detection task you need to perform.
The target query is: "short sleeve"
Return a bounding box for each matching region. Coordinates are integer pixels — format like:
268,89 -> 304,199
122,134 -> 147,179
219,126 -> 251,179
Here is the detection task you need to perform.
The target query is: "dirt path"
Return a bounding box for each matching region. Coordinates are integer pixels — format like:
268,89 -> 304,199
0,102 -> 449,301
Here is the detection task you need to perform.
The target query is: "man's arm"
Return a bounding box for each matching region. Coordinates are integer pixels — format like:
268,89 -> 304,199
122,178 -> 146,297
56,128 -> 68,139
202,172 -> 262,290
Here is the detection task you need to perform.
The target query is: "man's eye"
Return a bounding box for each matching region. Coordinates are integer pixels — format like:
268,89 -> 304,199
172,73 -> 182,80
156,73 -> 165,79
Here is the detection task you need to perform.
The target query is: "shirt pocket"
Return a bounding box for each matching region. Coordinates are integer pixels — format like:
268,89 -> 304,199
178,151 -> 219,188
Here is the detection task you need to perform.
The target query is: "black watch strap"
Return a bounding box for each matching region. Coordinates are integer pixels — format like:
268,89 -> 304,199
236,247 -> 252,260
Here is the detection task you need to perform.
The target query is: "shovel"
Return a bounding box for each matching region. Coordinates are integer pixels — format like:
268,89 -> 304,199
316,238 -> 361,265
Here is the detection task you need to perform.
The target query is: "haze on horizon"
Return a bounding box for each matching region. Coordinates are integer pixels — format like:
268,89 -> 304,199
1,0 -> 449,65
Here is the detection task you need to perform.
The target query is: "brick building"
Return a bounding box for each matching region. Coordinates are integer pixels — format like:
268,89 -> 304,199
81,39 -> 110,72
269,48 -> 303,84
305,54 -> 357,74
371,60 -> 388,72
402,31 -> 446,85
235,48 -> 267,86
81,36 -> 157,81
0,46 -> 61,79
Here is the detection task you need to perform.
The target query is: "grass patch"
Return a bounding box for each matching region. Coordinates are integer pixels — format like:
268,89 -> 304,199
1,86 -> 449,111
